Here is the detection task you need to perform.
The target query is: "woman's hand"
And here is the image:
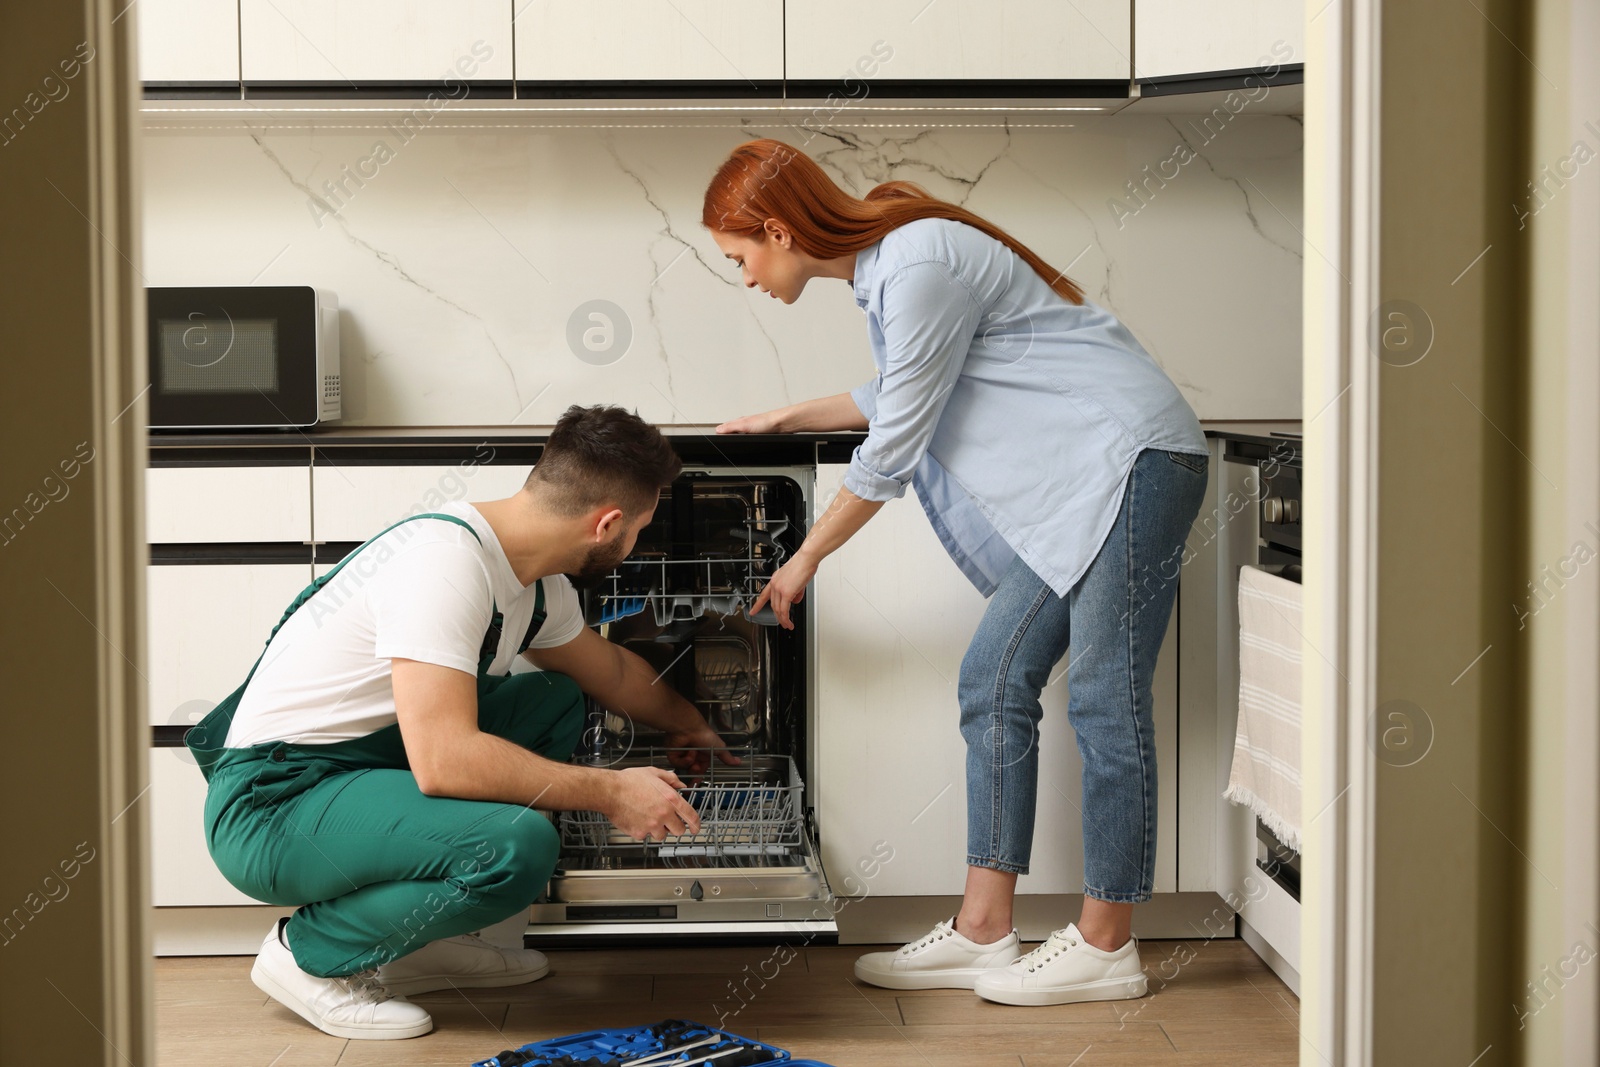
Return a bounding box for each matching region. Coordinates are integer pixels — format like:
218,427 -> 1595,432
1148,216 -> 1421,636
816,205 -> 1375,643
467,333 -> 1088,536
717,394 -> 869,434
715,409 -> 784,434
748,551 -> 819,630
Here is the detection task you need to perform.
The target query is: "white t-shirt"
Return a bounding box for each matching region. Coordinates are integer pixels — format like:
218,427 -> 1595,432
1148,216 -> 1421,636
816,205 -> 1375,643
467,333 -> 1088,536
223,502 -> 585,747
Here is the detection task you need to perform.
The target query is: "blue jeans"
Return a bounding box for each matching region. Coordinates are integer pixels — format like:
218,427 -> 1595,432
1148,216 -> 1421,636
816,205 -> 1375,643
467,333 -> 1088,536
958,446 -> 1208,903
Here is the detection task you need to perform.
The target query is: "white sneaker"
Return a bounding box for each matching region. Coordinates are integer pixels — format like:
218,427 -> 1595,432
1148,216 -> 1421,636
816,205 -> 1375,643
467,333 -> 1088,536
854,918 -> 1020,990
376,933 -> 550,996
974,922 -> 1148,1006
251,917 -> 433,1040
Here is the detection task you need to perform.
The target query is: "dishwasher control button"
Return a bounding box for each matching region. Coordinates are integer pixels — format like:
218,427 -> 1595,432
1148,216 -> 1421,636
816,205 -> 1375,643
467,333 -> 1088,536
766,904 -> 782,918
690,880 -> 704,901
673,885 -> 684,897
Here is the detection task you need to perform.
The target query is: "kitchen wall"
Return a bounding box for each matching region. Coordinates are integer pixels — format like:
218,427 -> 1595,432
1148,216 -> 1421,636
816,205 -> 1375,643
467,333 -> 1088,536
139,113 -> 1303,425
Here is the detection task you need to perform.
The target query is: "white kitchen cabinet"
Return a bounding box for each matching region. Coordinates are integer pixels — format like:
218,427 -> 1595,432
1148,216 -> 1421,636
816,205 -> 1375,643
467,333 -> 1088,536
1135,0 -> 1303,81
785,0 -> 1130,84
135,0 -> 240,83
146,463 -> 314,914
811,464 -> 983,897
146,563 -> 311,728
1176,437 -> 1238,892
145,465 -> 312,544
310,462 -> 531,544
148,749 -> 258,906
812,464 -> 1178,898
239,0 -> 513,84
514,1 -> 783,84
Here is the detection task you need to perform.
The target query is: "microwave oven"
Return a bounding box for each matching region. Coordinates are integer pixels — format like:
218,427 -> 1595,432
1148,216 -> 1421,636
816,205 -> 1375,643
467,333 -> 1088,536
146,286 -> 340,430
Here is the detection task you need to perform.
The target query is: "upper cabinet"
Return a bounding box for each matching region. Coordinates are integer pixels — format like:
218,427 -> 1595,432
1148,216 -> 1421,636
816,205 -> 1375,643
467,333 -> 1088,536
136,0 -> 1297,105
1134,0 -> 1304,82
238,0 -> 513,86
514,1 -> 783,88
135,0 -> 239,85
785,0 -> 1130,86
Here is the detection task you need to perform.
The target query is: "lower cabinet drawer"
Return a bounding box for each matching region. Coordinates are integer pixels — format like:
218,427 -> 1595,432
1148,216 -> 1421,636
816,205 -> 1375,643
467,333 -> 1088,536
311,463 -> 531,543
146,465 -> 312,544
148,749 -> 257,907
146,562 -> 311,729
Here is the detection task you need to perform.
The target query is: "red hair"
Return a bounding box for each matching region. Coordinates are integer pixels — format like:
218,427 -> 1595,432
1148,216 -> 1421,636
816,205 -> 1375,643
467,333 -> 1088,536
702,138 -> 1084,305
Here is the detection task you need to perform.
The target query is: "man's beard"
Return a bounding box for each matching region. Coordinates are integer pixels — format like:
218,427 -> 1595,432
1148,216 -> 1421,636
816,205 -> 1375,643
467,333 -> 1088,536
565,531 -> 631,591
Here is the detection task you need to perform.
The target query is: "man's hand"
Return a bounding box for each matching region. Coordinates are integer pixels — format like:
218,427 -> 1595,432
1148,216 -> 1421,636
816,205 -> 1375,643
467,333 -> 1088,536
603,766 -> 702,841
663,721 -> 743,776
528,630 -> 748,760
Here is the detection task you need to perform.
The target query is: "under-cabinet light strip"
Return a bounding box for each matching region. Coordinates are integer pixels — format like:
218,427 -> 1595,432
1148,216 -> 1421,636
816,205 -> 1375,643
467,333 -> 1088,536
138,104 -> 1115,114
143,122 -> 1083,130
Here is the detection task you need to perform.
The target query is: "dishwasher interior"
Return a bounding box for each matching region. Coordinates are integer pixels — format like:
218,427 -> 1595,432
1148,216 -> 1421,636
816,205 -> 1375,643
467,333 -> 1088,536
528,471 -> 835,939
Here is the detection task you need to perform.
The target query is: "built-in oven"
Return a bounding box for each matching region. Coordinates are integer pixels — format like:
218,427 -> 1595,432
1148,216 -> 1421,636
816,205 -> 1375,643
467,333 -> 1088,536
1257,447 -> 1302,584
525,467 -> 834,942
146,286 -> 341,430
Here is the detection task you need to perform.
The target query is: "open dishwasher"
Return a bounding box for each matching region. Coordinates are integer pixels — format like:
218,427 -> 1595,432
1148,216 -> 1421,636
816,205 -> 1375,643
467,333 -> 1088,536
526,469 -> 835,941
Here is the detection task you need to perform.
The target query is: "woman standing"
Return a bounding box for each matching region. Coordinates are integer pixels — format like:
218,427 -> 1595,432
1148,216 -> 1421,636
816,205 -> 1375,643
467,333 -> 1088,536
706,140 -> 1209,1006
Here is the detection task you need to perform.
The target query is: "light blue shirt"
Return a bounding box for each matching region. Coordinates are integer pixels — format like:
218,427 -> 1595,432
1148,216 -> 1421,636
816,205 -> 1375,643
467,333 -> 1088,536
845,218 -> 1207,599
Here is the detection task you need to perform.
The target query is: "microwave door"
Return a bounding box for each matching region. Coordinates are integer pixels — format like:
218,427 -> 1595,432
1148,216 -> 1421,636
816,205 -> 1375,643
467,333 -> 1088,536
147,286 -> 321,429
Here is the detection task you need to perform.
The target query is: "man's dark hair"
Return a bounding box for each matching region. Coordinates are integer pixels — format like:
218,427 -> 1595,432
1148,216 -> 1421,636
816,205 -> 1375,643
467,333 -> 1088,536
526,404 -> 681,517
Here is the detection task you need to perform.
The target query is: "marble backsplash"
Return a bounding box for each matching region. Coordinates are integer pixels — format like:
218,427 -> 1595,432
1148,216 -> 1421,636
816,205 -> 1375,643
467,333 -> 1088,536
138,113 -> 1303,426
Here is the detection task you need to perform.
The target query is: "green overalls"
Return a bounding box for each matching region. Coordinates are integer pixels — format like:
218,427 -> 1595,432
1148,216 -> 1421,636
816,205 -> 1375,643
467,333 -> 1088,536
186,513 -> 584,978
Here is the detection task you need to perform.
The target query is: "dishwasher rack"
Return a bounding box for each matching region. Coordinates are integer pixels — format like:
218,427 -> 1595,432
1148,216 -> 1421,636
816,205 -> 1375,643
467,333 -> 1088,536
545,752 -> 826,903
558,751 -> 802,860
595,516 -> 789,628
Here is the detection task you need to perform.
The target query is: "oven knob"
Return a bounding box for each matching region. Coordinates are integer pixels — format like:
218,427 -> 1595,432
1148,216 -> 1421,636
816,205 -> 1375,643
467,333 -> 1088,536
1284,499 -> 1300,523
1262,497 -> 1284,523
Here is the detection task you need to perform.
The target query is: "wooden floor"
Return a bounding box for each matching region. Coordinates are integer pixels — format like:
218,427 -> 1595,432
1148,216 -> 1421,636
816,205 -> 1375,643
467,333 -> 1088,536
154,938 -> 1300,1066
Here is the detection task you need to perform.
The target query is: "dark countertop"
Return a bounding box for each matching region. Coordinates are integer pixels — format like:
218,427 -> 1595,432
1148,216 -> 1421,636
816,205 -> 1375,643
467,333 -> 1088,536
1201,420 -> 1303,446
148,420 -> 1303,465
1203,421 -> 1303,466
146,428 -> 869,466
148,424 -> 815,444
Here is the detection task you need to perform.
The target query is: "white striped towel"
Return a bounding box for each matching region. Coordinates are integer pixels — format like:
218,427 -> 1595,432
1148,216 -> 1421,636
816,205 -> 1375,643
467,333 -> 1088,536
1224,565 -> 1304,851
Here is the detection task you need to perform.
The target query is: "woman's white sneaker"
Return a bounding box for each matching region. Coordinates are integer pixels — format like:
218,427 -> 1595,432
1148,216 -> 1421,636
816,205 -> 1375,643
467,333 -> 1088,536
854,918 -> 1020,990
250,918 -> 433,1040
974,923 -> 1148,1006
376,933 -> 550,996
